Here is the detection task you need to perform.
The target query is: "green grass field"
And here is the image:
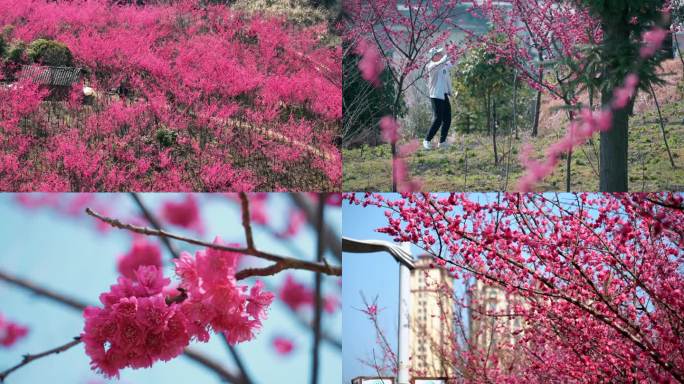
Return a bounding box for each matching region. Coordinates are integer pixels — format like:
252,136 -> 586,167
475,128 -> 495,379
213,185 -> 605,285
344,96 -> 684,192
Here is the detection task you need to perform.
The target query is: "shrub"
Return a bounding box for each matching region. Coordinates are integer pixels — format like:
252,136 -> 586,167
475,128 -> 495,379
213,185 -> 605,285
27,38 -> 73,67
156,128 -> 178,148
5,41 -> 26,64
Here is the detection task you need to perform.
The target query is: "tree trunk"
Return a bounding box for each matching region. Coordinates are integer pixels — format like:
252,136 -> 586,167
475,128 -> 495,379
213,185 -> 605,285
485,94 -> 491,136
532,89 -> 542,137
599,91 -> 630,192
531,53 -> 543,137
390,76 -> 405,193
492,101 -> 498,166
599,24 -> 631,192
513,70 -> 518,140
565,111 -> 574,192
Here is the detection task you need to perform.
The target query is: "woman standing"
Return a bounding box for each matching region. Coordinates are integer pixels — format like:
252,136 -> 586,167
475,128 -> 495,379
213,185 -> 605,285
423,47 -> 453,150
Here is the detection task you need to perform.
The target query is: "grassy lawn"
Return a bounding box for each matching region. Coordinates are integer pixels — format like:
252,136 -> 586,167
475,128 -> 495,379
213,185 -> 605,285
344,98 -> 684,192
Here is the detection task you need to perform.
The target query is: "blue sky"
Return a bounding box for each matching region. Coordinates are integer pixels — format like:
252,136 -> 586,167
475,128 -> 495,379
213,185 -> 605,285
0,193 -> 341,384
342,194 -> 427,384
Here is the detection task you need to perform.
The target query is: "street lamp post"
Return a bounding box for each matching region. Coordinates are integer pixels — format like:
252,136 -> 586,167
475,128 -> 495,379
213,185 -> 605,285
342,237 -> 415,384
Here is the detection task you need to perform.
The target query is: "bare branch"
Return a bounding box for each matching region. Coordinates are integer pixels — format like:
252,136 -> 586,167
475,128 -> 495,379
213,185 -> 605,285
236,261 -> 292,280
130,192 -> 181,258
290,194 -> 341,261
239,192 -> 256,250
183,347 -> 242,383
85,208 -> 341,277
0,269 -> 88,311
0,337 -> 83,382
310,196 -> 325,384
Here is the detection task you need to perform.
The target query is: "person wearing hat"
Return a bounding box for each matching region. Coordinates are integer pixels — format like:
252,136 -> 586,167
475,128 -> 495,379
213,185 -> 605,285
423,46 -> 453,150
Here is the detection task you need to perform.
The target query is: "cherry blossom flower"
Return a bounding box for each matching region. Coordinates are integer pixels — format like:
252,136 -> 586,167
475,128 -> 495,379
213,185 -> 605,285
161,195 -> 203,234
0,314 -> 29,347
117,239 -> 162,279
84,240 -> 274,378
355,39 -> 384,87
279,274 -> 313,311
379,116 -> 400,144
272,336 -> 295,356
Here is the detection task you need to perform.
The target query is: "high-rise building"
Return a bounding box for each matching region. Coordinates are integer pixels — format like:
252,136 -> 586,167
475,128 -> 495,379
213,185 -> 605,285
410,255 -> 456,378
468,279 -> 525,371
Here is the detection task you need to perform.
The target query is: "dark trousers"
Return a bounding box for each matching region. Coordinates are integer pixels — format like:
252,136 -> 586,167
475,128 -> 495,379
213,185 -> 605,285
426,94 -> 451,143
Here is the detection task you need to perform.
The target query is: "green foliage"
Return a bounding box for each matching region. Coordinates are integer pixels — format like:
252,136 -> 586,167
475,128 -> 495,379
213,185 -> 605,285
27,38 -> 73,67
577,0 -> 667,94
0,36 -> 6,58
1,24 -> 14,39
156,128 -> 178,148
5,41 -> 27,64
451,40 -> 535,133
342,44 -> 401,147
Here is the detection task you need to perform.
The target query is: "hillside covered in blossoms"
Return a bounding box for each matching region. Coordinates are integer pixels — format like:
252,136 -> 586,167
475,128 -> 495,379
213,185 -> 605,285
0,0 -> 342,192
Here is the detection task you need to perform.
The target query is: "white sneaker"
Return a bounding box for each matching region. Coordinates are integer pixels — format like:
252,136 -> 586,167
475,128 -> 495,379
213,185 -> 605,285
423,140 -> 432,150
438,141 -> 450,150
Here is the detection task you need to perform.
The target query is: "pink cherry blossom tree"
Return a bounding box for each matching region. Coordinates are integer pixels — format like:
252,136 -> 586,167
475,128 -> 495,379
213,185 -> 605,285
346,192 -> 684,383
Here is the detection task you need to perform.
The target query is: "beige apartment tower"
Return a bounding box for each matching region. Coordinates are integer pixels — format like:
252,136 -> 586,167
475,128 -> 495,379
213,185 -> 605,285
410,255 -> 456,378
468,279 -> 525,372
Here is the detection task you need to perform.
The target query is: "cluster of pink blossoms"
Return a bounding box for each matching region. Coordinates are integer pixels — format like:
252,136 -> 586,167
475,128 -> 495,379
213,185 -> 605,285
82,239 -> 274,378
117,239 -> 162,279
81,266 -> 187,377
279,274 -> 314,311
272,336 -> 295,356
161,195 -> 204,235
278,274 -> 338,314
0,313 -> 29,347
354,38 -> 384,87
173,239 -> 273,344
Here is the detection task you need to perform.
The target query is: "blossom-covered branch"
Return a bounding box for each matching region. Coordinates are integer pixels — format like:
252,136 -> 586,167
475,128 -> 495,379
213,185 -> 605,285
0,268 -> 241,382
85,208 -> 342,277
346,192 -> 684,382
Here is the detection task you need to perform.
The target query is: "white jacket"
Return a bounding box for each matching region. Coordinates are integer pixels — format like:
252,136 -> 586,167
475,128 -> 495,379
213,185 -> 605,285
426,55 -> 452,100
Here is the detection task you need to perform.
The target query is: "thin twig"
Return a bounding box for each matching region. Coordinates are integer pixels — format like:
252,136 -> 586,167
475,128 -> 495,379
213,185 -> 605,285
183,347 -> 241,383
0,337 -> 83,382
290,194 -> 341,262
85,208 -> 341,277
236,262 -> 291,280
310,196 -> 325,384
0,269 -> 88,311
221,335 -> 252,384
130,192 -> 181,258
239,192 -> 256,250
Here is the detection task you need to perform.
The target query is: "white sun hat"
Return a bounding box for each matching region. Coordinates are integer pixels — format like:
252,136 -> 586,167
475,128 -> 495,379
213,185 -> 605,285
428,46 -> 445,58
